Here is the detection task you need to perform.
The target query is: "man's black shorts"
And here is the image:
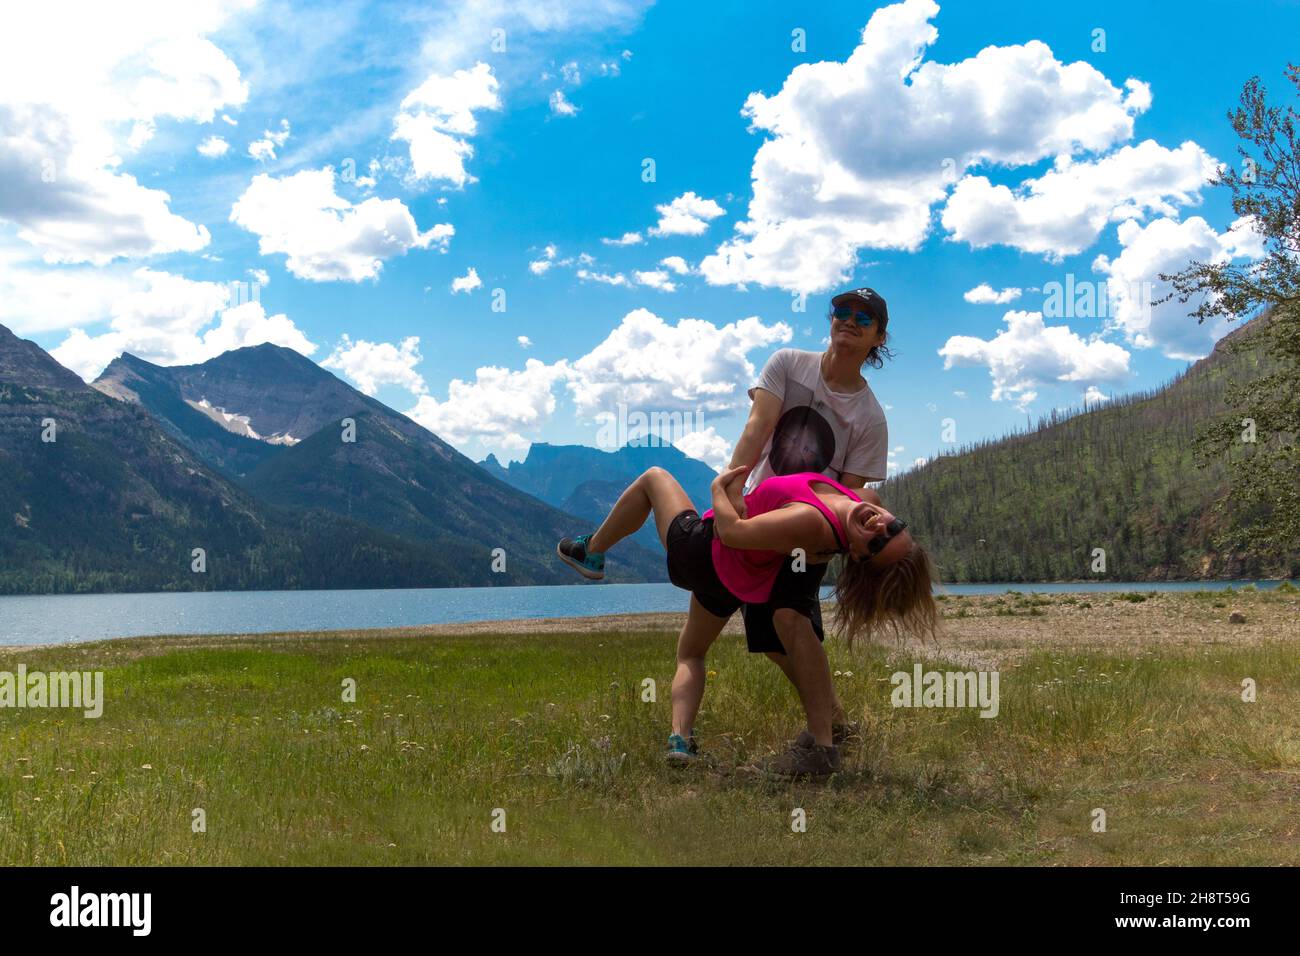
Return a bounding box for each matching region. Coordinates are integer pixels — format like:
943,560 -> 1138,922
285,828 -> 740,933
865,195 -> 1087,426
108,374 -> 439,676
741,557 -> 829,654
664,509 -> 743,619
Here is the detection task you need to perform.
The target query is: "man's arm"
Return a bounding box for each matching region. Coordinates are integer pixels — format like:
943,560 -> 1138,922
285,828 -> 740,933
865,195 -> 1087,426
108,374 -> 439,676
723,386 -> 783,517
728,387 -> 783,471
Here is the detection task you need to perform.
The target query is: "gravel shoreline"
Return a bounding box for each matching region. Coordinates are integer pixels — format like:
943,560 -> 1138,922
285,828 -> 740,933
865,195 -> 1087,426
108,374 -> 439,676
1,591 -> 1295,664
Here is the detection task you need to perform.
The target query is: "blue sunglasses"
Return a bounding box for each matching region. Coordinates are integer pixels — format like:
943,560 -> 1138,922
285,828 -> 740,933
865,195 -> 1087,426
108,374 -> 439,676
830,306 -> 878,328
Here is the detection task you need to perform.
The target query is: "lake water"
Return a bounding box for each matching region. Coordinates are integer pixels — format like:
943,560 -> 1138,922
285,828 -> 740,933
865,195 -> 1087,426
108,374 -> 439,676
0,579 -> 1293,646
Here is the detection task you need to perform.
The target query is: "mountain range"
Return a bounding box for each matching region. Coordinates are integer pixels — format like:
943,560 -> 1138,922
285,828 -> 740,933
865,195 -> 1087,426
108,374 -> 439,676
4,311 -> 1291,596
0,325 -> 670,594
481,440 -> 718,551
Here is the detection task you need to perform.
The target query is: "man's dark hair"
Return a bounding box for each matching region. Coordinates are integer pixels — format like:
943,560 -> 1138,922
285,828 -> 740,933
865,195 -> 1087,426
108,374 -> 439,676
864,332 -> 894,369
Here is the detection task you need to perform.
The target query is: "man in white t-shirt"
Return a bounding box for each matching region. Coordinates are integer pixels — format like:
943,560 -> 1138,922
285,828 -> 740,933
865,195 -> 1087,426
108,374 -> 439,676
726,287 -> 891,776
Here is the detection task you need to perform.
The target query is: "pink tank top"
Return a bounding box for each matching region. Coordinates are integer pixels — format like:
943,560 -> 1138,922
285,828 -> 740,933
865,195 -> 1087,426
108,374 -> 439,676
701,472 -> 861,603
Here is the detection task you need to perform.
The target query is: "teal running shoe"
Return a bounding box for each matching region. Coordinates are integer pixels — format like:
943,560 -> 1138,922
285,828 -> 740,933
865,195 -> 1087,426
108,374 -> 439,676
556,533 -> 605,580
665,732 -> 699,766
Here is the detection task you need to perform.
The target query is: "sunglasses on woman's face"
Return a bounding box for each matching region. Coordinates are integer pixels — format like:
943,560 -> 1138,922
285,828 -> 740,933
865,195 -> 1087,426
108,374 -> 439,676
830,307 -> 878,328
866,517 -> 907,556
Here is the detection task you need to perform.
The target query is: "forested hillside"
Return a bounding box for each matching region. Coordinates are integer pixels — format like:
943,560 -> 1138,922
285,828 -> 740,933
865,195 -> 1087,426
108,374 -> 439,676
880,314 -> 1298,582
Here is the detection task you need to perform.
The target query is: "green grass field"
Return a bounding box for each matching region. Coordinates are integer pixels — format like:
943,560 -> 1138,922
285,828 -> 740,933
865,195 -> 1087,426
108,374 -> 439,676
2,590 -> 1297,865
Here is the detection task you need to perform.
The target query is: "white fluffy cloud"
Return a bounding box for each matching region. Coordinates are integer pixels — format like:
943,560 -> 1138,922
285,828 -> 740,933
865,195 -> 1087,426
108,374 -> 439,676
634,269 -> 676,292
576,268 -> 630,287
248,119 -> 290,162
392,61 -> 501,187
0,1 -> 250,264
601,232 -> 643,246
660,256 -> 691,275
574,267 -> 683,291
230,167 -> 454,281
699,0 -> 1154,291
529,244 -> 599,276
0,253 -> 139,335
527,244 -> 559,274
38,266 -> 316,381
673,425 -> 731,471
942,140 -> 1220,259
0,256 -> 308,379
529,244 -> 558,274
195,299 -> 316,362
1092,215 -> 1264,360
403,308 -> 790,458
322,335 -> 426,396
964,283 -> 1021,305
451,266 -> 482,294
407,358 -> 570,454
939,310 -> 1130,409
566,308 -> 791,416
649,192 -> 725,237
414,1 -> 648,76
197,135 -> 230,158
549,89 -> 579,117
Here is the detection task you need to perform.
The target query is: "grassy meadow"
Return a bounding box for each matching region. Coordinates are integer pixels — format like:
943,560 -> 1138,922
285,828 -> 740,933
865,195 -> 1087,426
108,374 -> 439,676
1,587 -> 1298,866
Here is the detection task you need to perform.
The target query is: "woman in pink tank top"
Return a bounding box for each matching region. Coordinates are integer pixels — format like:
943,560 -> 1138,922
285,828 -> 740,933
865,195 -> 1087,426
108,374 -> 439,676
556,464 -> 938,764
699,471 -> 865,604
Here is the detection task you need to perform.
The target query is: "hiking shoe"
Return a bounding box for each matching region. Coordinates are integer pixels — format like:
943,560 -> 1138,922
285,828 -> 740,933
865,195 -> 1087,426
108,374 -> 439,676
766,740 -> 841,779
556,534 -> 605,580
666,732 -> 699,766
794,720 -> 860,749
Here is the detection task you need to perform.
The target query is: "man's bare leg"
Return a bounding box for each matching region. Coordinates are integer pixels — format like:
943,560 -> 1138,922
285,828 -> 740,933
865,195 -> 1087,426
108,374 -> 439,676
765,639 -> 848,728
769,609 -> 839,746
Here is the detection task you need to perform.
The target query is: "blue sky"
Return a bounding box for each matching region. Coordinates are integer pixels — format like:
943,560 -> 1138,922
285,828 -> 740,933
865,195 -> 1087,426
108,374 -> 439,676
2,0 -> 1295,473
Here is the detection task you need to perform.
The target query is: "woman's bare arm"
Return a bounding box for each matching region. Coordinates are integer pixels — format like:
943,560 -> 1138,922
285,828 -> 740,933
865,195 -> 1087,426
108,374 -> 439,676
714,504 -> 835,555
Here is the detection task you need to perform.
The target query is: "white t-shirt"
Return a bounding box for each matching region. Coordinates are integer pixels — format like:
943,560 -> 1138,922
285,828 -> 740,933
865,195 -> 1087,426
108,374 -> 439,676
746,348 -> 888,490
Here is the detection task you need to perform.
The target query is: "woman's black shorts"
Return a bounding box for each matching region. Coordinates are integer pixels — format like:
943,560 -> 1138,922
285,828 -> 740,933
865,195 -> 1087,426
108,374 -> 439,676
664,509 -> 742,619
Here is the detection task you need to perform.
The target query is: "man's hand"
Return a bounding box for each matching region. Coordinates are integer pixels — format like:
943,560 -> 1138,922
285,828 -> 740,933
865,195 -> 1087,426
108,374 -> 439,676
713,465 -> 749,518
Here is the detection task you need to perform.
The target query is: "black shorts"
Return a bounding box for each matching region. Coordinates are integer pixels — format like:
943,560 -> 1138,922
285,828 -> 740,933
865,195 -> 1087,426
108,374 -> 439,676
740,557 -> 829,654
665,510 -> 742,619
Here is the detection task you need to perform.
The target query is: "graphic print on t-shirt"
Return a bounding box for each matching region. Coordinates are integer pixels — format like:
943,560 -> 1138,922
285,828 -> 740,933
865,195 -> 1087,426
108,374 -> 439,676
767,380 -> 835,476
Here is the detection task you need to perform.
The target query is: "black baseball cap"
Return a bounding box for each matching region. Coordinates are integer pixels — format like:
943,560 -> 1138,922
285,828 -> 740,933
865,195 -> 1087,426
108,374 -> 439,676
831,287 -> 889,328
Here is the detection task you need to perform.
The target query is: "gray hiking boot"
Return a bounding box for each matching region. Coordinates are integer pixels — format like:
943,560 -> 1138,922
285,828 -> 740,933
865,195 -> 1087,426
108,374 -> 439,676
766,739 -> 841,779
793,720 -> 860,749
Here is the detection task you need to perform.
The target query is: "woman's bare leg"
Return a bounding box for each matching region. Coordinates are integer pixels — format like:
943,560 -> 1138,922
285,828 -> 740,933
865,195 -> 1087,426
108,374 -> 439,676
587,467 -> 694,554
671,595 -> 731,737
